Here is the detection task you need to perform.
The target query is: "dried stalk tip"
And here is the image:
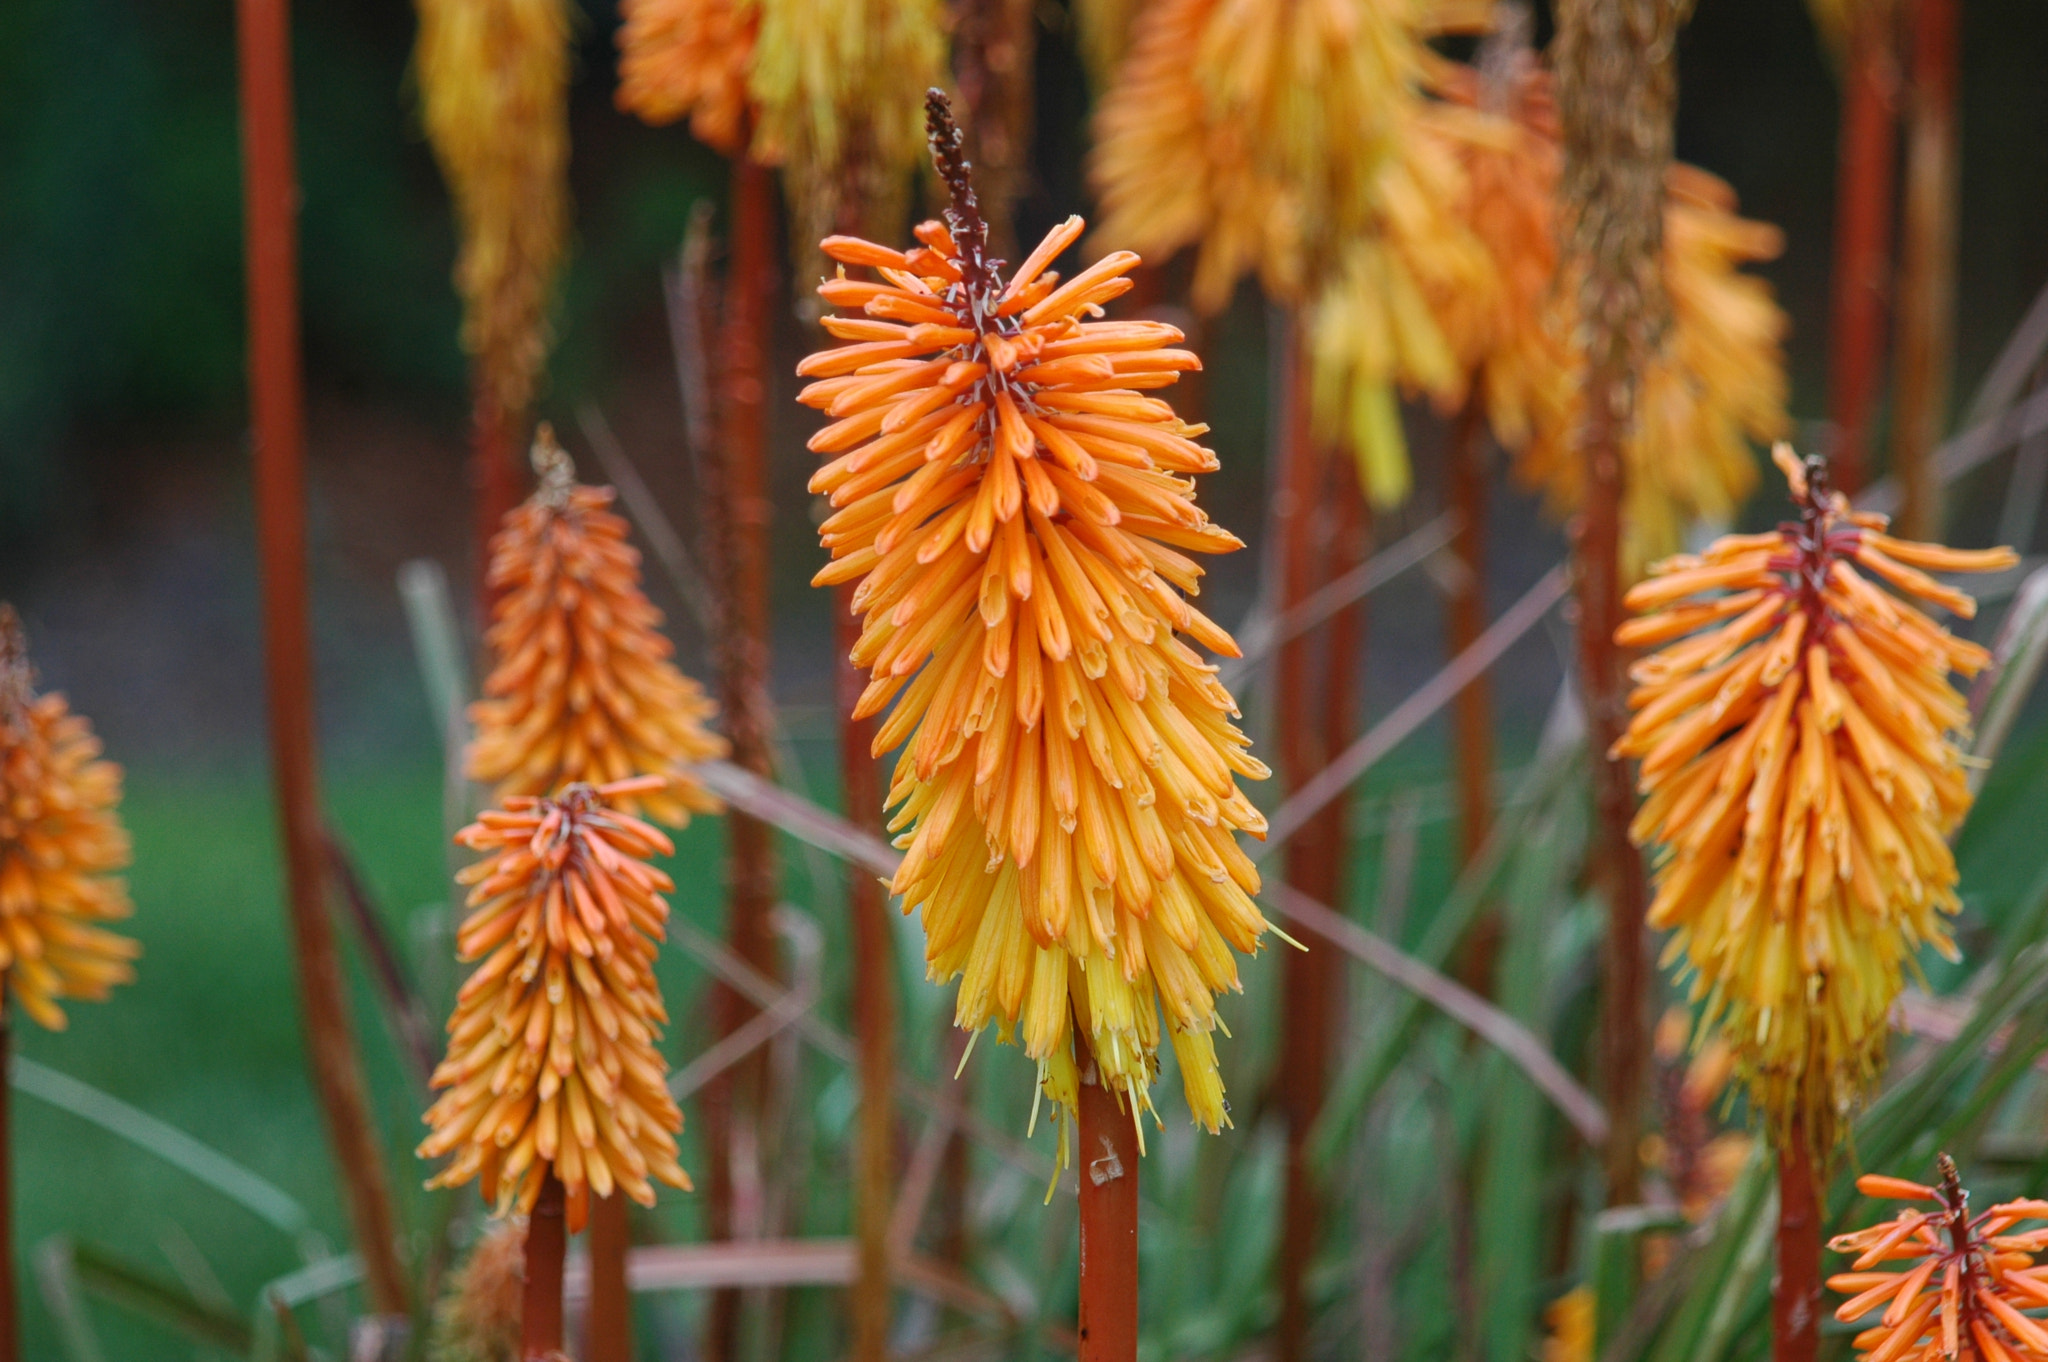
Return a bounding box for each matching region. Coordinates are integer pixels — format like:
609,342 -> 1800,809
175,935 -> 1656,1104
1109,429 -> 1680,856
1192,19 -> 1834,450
0,604 -> 31,717
922,87 -> 999,314
529,423 -> 576,509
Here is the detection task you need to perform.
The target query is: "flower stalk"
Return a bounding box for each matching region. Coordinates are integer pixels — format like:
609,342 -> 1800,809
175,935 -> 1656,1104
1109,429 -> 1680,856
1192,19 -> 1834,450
234,0 -> 410,1312
1553,0 -> 1685,1204
1826,12 -> 1902,496
1076,1060 -> 1140,1362
1889,0 -> 1958,541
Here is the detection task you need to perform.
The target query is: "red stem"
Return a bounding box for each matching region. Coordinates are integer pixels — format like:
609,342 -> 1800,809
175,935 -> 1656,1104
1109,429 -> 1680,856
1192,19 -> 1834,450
1826,16 -> 1902,496
0,1015 -> 14,1362
1273,317 -> 1362,1362
471,387 -> 522,615
837,587 -> 897,1362
1446,393 -> 1493,869
1772,1128 -> 1822,1362
234,0 -> 409,1315
1076,1061 -> 1139,1362
1889,0 -> 1957,541
523,1173 -> 567,1360
702,151 -> 783,1362
584,1194 -> 631,1362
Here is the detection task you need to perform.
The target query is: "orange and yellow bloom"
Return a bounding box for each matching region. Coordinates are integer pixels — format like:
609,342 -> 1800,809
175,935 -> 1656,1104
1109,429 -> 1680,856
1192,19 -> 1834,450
805,97 -> 1274,1162
419,777 -> 691,1229
1617,447 -> 2015,1147
468,431 -> 725,828
1829,1159 -> 2048,1361
0,606 -> 140,1031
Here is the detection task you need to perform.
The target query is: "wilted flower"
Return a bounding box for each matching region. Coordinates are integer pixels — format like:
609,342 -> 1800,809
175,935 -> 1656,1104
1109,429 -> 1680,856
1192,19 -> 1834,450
1828,1156 -> 2048,1361
1617,447 -> 2016,1149
805,94 -> 1273,1162
615,0 -> 757,154
0,606 -> 140,1031
414,0 -> 569,427
1518,162 -> 1790,575
419,777 -> 691,1230
468,430 -> 726,827
427,1218 -> 524,1362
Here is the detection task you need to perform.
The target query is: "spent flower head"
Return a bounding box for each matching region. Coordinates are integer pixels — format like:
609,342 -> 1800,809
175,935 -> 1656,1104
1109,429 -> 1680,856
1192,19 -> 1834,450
415,0 -> 569,424
804,92 -> 1274,1167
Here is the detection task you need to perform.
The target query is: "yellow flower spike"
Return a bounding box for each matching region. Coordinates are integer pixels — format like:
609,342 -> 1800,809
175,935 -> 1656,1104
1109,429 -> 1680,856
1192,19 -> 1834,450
0,606 -> 141,1032
1089,0 -> 1434,314
746,0 -> 947,249
1618,449 -> 2015,1153
808,93 -> 1271,1165
467,428 -> 727,827
414,0 -> 569,429
1828,1155 -> 2048,1362
420,777 -> 692,1232
615,0 -> 758,153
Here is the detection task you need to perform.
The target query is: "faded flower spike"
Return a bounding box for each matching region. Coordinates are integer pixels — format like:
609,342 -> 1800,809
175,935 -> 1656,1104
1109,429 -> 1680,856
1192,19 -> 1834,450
468,428 -> 726,827
0,606 -> 140,1030
1616,446 -> 2016,1149
805,92 -> 1274,1165
1828,1155 -> 2048,1361
420,777 -> 691,1230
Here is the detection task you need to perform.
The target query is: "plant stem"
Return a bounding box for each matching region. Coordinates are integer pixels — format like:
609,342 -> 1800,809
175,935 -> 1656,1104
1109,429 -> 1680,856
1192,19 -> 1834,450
585,1194 -> 632,1362
1889,0 -> 1957,541
1076,1059 -> 1139,1362
523,1173 -> 567,1360
471,388 -> 522,614
1446,392 -> 1493,870
234,0 -> 409,1314
1554,0 -> 1679,1208
701,150 -> 783,1362
0,1012 -> 13,1362
950,0 -> 1037,265
1772,1127 -> 1822,1362
1826,14 -> 1902,495
1273,316 -> 1359,1362
837,587 -> 897,1362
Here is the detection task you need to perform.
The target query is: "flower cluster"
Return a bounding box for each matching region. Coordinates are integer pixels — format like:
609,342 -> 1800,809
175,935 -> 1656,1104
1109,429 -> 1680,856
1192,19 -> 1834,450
1829,1158 -> 2048,1361
1617,447 -> 2015,1148
419,778 -> 691,1229
614,0 -> 946,249
414,0 -> 568,425
803,95 -> 1273,1161
468,431 -> 725,828
0,607 -> 140,1031
615,0 -> 756,154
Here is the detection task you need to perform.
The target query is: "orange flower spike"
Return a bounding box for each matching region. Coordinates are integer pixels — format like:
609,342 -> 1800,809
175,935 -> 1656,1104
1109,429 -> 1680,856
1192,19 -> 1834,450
807,93 -> 1271,1166
468,429 -> 727,827
1829,1155 -> 2048,1361
0,607 -> 141,1031
420,779 -> 691,1231
1618,446 -> 2016,1151
614,0 -> 756,153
